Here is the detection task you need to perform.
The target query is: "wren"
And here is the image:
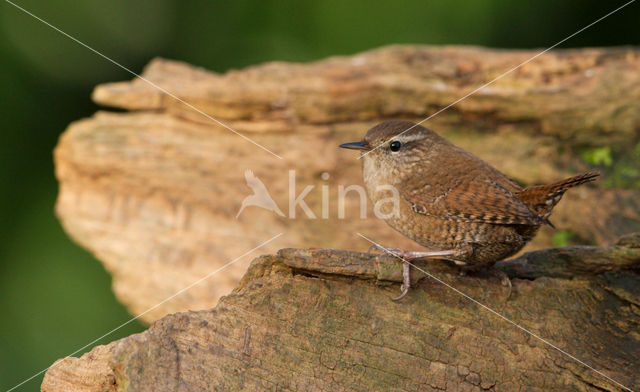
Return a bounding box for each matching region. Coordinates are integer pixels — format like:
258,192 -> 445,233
340,120 -> 599,299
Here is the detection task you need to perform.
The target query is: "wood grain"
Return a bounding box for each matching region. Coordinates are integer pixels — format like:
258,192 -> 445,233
42,238 -> 640,391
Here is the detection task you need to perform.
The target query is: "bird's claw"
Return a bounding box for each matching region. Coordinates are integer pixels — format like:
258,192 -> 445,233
497,270 -> 512,299
370,244 -> 455,301
392,283 -> 410,301
392,260 -> 412,301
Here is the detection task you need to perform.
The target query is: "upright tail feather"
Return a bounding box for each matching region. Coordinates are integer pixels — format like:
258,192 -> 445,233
516,171 -> 600,224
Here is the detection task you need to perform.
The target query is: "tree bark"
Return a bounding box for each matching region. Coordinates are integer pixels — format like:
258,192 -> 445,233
54,45 -> 640,324
42,234 -> 640,391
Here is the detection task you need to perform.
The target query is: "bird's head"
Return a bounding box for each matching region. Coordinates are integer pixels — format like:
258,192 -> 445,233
339,120 -> 448,184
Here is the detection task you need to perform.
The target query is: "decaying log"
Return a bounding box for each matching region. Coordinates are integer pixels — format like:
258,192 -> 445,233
54,45 -> 640,323
42,235 -> 640,391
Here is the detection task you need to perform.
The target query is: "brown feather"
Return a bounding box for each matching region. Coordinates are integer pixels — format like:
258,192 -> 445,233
405,176 -> 543,225
349,120 -> 600,264
516,171 -> 600,219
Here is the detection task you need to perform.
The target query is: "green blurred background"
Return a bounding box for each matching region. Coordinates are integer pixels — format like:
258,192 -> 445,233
1,0 -> 638,390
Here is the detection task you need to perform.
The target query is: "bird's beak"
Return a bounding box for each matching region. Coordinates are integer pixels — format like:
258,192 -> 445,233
339,140 -> 370,150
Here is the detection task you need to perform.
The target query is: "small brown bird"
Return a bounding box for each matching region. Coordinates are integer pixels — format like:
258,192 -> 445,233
340,120 -> 599,299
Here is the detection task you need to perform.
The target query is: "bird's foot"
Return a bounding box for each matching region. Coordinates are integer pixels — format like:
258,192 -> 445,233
369,243 -> 455,260
493,268 -> 512,299
368,244 -> 404,254
367,241 -> 456,301
393,260 -> 412,301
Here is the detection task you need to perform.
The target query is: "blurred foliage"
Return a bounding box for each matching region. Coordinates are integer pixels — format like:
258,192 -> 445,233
581,146 -> 613,167
1,0 -> 639,390
579,142 -> 640,189
552,229 -> 575,247
605,142 -> 640,189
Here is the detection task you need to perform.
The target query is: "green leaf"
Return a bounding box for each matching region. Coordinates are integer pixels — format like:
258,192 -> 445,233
552,230 -> 573,247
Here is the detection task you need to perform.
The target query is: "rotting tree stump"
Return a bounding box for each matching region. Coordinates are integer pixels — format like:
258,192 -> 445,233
42,234 -> 640,391
54,45 -> 640,323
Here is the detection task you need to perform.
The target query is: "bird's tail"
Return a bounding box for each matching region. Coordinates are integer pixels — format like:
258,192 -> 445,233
516,171 -> 600,226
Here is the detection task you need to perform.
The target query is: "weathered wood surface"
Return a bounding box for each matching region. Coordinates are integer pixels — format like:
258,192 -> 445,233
54,45 -> 640,323
42,235 -> 640,391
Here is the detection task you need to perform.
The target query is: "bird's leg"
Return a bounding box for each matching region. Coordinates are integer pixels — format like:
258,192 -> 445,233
368,245 -> 455,259
397,260 -> 411,301
368,242 -> 456,300
391,250 -> 457,301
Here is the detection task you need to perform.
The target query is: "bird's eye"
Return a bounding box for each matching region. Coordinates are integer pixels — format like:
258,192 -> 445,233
389,141 -> 402,152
